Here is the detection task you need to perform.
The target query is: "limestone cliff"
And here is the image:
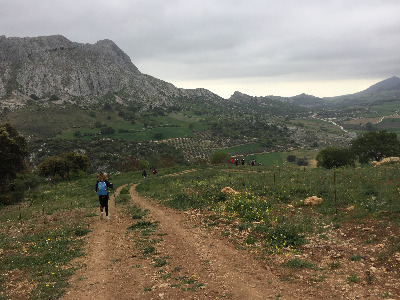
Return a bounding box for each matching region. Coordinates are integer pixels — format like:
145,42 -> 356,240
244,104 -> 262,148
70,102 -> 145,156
0,35 -> 221,108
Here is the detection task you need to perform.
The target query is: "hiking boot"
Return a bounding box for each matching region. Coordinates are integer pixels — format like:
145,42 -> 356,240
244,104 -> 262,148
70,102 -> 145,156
106,215 -> 110,220
100,212 -> 104,220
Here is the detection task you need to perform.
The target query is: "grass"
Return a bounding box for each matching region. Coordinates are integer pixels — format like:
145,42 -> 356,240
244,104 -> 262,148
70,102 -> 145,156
328,261 -> 341,270
0,171 -> 137,299
224,142 -> 264,154
2,161 -> 400,298
347,273 -> 361,283
245,152 -> 284,166
349,254 -> 364,262
128,220 -> 157,231
136,162 -> 400,254
0,226 -> 87,299
115,185 -> 131,205
281,258 -> 317,270
127,204 -> 149,219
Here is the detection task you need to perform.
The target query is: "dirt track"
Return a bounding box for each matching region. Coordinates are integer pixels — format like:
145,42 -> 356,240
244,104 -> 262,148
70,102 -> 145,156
62,185 -> 327,300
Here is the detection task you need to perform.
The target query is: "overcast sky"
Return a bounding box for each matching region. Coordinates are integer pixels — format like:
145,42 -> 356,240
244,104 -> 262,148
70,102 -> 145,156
1,0 -> 399,98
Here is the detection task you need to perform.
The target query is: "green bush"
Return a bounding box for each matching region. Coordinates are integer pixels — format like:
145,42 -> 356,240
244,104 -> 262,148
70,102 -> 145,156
266,222 -> 306,248
282,258 -> 316,269
316,147 -> 355,169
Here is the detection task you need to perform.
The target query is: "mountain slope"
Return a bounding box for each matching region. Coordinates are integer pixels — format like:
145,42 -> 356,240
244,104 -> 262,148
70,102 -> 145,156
0,35 -> 223,109
322,76 -> 400,107
361,76 -> 400,95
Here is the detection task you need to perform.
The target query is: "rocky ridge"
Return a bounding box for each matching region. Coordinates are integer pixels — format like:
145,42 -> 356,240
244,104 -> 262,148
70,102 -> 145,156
0,35 -> 222,109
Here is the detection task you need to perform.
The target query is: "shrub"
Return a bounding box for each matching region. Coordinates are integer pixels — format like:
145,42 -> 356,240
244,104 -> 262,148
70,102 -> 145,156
266,222 -> 306,248
297,158 -> 309,166
30,94 -> 39,100
316,147 -> 356,169
210,151 -> 230,164
49,94 -> 60,101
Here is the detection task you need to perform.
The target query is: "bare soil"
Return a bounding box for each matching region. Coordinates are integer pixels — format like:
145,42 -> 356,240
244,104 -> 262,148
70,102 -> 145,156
62,184 -> 400,300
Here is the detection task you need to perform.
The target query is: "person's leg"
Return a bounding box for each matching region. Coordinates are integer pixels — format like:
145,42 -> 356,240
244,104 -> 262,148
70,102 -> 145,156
99,196 -> 103,211
99,196 -> 107,219
104,195 -> 110,219
105,201 -> 109,216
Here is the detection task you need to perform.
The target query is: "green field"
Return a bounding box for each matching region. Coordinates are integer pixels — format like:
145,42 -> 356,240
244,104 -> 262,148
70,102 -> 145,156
225,142 -> 263,154
243,152 -> 284,166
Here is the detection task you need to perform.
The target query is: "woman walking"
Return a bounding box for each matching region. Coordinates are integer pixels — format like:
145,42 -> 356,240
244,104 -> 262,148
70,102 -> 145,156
95,173 -> 114,220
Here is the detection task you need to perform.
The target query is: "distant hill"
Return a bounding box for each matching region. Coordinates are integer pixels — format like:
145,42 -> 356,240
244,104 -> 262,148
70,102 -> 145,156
361,76 -> 400,95
229,77 -> 400,109
321,76 -> 400,107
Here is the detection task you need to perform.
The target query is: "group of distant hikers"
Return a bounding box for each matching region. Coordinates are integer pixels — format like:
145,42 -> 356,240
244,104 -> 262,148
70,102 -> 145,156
141,167 -> 157,179
230,158 -> 257,166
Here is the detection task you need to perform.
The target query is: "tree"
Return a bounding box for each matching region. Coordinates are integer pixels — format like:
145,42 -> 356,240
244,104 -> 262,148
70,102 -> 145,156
210,151 -> 230,164
351,130 -> 400,163
157,154 -> 178,168
365,122 -> 376,131
49,94 -> 60,101
0,123 -> 28,183
116,156 -> 140,172
38,152 -> 89,177
316,147 -> 356,169
60,152 -> 89,173
101,126 -> 115,135
38,156 -> 72,178
139,159 -> 149,171
153,132 -> 163,140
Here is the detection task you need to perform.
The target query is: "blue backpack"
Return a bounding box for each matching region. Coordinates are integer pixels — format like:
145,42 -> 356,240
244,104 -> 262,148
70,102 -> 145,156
97,181 -> 108,196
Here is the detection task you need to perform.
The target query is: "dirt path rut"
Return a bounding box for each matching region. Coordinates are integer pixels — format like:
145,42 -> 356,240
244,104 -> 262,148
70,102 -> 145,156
62,184 -> 319,300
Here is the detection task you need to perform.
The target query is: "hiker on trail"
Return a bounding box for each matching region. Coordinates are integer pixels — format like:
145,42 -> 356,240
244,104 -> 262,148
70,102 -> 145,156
235,158 -> 239,166
95,172 -> 114,220
241,158 -> 245,166
142,170 -> 147,179
152,168 -> 157,177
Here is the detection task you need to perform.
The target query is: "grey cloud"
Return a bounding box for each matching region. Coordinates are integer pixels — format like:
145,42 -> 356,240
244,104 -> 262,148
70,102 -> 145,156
1,0 -> 399,96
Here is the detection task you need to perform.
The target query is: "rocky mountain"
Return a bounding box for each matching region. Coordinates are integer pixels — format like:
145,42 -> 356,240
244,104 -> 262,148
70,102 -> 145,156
2,34 -> 398,114
0,35 -> 222,110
